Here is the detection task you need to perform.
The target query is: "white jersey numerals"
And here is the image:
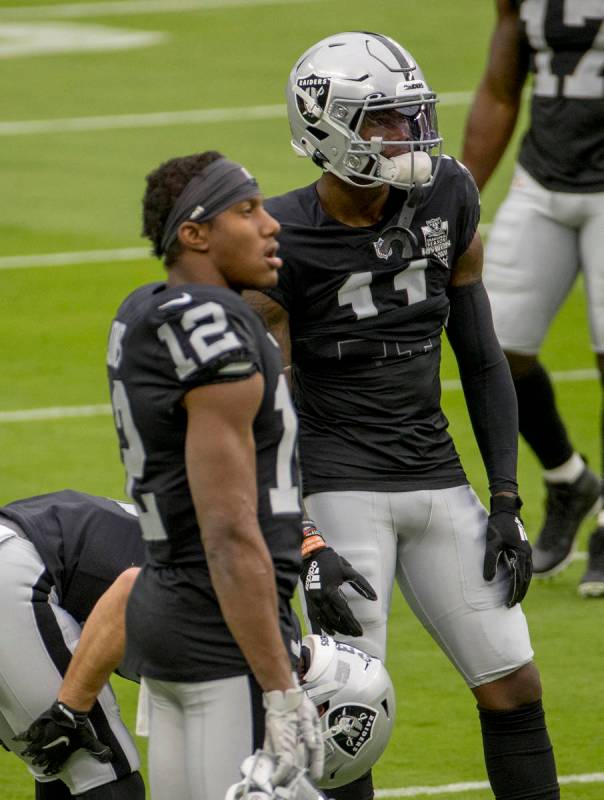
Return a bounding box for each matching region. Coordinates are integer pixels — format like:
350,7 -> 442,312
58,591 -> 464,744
521,0 -> 604,98
111,380 -> 168,542
338,259 -> 428,320
269,374 -> 301,515
158,302 -> 242,379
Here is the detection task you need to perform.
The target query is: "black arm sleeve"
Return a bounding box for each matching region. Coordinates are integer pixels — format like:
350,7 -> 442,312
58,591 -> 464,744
446,280 -> 518,495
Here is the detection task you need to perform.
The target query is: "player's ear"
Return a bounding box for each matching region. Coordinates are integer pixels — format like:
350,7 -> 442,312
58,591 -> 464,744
178,221 -> 210,252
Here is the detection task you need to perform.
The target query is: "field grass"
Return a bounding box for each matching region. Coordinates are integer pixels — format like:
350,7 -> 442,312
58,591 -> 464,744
1,0 -> 603,798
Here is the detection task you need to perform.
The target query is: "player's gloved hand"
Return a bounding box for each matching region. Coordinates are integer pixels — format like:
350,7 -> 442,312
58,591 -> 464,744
483,494 -> 532,608
14,700 -> 113,776
263,680 -> 324,784
300,520 -> 377,637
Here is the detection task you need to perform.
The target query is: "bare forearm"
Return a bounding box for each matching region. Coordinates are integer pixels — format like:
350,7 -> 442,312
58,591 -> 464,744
206,530 -> 294,692
58,568 -> 139,710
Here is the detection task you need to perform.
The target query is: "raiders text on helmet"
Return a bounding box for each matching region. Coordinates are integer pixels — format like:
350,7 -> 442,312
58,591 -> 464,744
286,31 -> 443,189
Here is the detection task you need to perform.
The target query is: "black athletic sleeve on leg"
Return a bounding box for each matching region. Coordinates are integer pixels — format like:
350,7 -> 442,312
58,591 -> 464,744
446,280 -> 519,495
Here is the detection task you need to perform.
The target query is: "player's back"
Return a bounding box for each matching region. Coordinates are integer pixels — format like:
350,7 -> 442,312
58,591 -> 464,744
0,490 -> 145,622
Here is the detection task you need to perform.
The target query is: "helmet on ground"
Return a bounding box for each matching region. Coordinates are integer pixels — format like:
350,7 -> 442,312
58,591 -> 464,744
286,31 -> 442,189
301,634 -> 395,789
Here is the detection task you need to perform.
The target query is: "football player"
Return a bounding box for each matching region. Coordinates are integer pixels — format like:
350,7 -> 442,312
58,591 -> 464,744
0,490 -> 146,799
461,0 -> 604,595
106,152 -> 323,800
245,32 -> 560,800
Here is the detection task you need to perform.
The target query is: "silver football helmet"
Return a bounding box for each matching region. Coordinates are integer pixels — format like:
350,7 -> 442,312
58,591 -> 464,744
286,31 -> 442,189
301,635 -> 395,790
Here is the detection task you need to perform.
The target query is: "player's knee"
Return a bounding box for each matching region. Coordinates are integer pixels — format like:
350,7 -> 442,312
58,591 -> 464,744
473,662 -> 542,711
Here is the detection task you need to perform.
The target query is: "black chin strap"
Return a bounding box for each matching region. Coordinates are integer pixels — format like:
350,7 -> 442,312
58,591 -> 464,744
379,186 -> 422,258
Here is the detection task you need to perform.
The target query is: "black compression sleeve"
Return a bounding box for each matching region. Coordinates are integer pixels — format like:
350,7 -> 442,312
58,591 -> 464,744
446,280 -> 518,494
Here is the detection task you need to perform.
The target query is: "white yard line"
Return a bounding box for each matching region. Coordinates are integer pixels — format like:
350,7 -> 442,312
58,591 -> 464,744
0,404 -> 113,422
0,247 -> 150,269
0,92 -> 474,138
375,772 -> 604,798
0,370 -> 597,424
0,0 -> 323,20
0,104 -> 287,136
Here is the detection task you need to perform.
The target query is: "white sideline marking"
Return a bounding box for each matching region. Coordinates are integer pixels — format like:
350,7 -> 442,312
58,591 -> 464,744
0,370 -> 597,424
0,92 -> 473,137
0,0 -> 322,20
375,772 -> 604,797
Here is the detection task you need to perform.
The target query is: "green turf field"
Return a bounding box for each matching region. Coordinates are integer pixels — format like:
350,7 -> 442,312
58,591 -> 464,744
1,1 -> 602,797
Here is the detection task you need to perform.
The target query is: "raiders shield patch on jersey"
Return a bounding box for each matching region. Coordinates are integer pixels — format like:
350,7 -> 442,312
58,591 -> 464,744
296,73 -> 331,121
327,703 -> 377,758
420,217 -> 450,266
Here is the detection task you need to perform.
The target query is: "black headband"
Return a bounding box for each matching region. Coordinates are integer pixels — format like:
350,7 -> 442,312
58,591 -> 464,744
158,158 -> 260,255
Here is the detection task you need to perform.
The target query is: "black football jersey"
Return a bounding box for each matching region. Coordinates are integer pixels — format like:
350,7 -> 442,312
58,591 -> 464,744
107,282 -> 302,681
516,0 -> 604,191
264,156 -> 478,495
0,490 -> 145,623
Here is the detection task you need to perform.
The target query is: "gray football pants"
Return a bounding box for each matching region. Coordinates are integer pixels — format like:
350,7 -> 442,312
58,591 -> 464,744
0,526 -> 140,795
144,673 -> 263,800
304,484 -> 534,687
484,163 -> 604,354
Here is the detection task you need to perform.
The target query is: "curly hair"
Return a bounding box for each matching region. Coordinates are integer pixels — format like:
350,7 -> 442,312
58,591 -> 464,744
142,150 -> 224,265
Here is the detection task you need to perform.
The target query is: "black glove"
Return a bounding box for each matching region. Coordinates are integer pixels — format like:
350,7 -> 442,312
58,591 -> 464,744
483,494 -> 532,608
300,521 -> 377,637
14,701 -> 113,776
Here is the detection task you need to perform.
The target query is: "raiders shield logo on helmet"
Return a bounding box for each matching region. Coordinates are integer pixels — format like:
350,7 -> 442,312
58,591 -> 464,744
296,74 -> 331,122
327,703 -> 377,758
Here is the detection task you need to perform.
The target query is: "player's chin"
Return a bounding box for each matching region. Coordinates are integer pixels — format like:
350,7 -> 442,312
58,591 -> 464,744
239,263 -> 279,291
